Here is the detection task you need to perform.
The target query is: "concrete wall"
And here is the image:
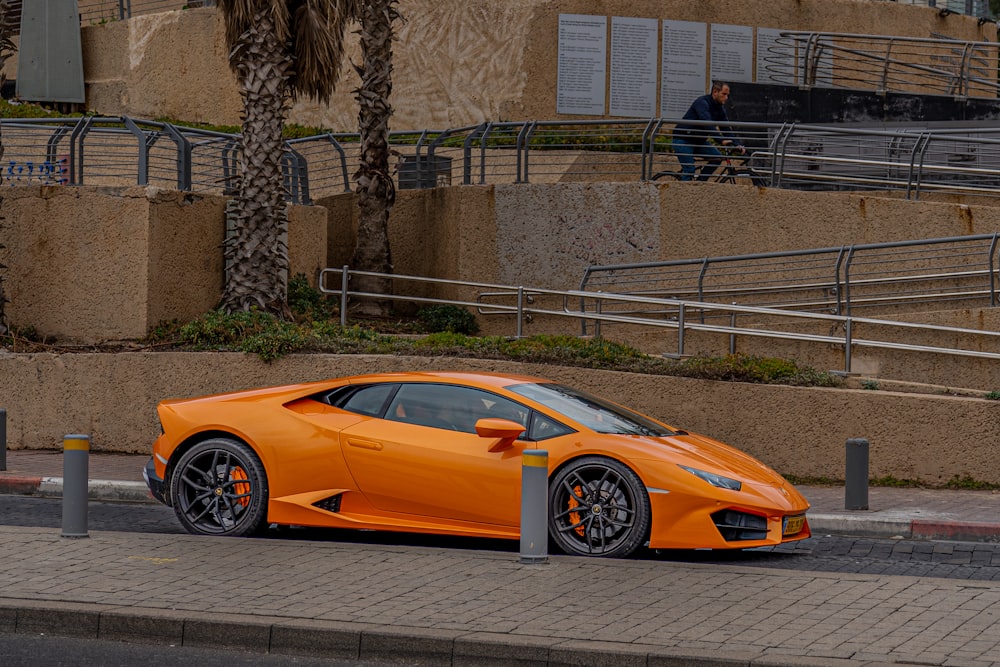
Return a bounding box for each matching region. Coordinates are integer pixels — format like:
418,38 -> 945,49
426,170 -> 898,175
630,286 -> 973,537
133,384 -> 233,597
13,1 -> 994,131
0,186 -> 327,341
1,352 -> 998,485
8,182 -> 1000,388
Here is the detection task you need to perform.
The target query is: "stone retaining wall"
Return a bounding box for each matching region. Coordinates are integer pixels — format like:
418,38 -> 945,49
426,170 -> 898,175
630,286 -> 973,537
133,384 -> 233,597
1,352 -> 996,485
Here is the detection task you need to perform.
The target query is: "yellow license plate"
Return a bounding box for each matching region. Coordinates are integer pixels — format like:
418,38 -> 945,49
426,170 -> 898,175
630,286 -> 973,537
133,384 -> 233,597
783,515 -> 806,536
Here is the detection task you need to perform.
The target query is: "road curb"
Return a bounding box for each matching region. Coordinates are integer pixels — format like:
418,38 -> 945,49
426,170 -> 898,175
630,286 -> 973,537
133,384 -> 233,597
0,597 -> 861,667
809,512 -> 1000,543
0,475 -> 42,496
0,477 -> 154,504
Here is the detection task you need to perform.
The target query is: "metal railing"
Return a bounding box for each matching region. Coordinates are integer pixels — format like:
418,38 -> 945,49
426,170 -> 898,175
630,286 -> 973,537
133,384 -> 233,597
12,115 -> 1000,201
317,266 -> 1000,377
3,1 -> 216,30
885,0 -> 992,17
762,31 -> 1000,98
578,234 -> 1000,331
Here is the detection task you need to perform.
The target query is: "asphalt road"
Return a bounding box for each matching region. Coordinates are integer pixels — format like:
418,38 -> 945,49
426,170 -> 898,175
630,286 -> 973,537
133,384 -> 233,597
4,495 -> 1000,581
0,631 -> 409,666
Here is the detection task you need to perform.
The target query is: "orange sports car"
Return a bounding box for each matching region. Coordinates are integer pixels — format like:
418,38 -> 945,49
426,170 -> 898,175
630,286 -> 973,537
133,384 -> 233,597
144,371 -> 810,557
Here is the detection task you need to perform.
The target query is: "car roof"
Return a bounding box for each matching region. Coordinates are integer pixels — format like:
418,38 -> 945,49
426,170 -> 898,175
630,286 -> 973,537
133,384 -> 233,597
344,371 -> 550,389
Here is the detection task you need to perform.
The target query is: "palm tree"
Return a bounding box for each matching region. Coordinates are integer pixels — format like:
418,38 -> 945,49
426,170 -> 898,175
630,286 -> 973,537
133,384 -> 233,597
217,0 -> 361,317
0,0 -> 18,334
350,0 -> 399,316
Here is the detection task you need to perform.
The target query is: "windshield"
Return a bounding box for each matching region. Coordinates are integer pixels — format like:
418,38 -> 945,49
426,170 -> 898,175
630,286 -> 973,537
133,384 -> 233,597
508,383 -> 674,437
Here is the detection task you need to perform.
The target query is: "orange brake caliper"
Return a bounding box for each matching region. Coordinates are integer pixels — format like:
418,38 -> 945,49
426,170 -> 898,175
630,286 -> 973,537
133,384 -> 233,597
569,485 -> 585,536
230,467 -> 250,507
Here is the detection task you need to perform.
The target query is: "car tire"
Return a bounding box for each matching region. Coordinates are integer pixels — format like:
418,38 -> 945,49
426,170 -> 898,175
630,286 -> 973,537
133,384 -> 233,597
169,437 -> 269,537
548,456 -> 651,558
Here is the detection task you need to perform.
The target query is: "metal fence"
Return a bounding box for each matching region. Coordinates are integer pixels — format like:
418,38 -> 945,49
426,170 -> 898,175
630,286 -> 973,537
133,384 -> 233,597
317,266 -> 1000,377
887,0 -> 992,17
11,115 -> 1000,202
762,31 -> 1000,98
578,234 -> 1000,329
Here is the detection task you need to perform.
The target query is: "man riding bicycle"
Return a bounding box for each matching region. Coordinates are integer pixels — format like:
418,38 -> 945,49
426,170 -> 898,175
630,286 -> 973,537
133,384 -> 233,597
672,81 -> 745,181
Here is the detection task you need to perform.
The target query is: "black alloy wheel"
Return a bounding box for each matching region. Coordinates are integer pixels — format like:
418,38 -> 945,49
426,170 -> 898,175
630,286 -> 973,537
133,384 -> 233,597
169,438 -> 269,537
548,456 -> 651,558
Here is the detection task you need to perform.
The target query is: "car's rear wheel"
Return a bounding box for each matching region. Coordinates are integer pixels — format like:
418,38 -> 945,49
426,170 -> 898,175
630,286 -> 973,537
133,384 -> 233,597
169,438 -> 269,537
548,456 -> 650,558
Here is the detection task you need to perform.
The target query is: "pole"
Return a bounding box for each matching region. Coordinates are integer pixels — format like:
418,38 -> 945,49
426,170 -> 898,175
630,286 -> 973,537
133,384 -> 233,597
845,437 -> 869,510
519,449 -> 548,564
0,408 -> 6,471
62,434 -> 90,538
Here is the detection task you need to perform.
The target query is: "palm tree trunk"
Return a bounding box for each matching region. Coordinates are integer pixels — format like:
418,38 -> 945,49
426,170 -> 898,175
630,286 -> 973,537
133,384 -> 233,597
219,7 -> 293,318
350,0 -> 399,317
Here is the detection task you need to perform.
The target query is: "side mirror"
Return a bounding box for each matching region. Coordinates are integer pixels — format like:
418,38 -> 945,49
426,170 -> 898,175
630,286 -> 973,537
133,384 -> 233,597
476,418 -> 526,452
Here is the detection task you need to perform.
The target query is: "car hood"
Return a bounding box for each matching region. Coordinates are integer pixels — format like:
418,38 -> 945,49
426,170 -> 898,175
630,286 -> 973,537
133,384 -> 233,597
605,429 -> 788,486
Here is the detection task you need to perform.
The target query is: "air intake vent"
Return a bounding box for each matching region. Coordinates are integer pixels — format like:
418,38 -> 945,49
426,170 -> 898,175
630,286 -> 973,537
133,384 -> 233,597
313,494 -> 343,513
712,509 -> 768,541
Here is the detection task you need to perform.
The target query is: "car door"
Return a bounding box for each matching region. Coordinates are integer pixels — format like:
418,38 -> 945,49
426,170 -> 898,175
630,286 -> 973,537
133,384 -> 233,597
339,383 -> 528,526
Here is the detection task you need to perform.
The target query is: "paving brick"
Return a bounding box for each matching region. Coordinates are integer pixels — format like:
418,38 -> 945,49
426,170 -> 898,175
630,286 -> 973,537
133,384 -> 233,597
98,609 -> 184,644
270,619 -> 364,659
359,627 -> 460,665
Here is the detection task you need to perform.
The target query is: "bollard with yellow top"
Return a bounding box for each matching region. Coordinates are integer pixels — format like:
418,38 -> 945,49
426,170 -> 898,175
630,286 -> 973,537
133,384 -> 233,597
519,449 -> 548,564
62,434 -> 90,538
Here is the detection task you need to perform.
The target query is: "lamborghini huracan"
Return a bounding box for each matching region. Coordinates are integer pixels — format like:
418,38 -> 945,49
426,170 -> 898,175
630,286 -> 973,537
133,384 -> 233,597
144,371 -> 810,557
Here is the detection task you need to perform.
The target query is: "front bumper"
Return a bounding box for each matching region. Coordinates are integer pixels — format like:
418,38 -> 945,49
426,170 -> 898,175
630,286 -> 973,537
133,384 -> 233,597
143,457 -> 168,505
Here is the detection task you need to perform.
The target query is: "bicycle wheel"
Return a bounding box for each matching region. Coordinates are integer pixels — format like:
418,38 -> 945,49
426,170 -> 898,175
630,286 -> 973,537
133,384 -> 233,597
650,170 -> 683,181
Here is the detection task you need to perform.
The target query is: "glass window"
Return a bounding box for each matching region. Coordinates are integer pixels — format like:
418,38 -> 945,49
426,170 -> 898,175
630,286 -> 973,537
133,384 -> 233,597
527,411 -> 574,441
334,384 -> 397,417
386,383 -> 535,435
508,383 -> 673,437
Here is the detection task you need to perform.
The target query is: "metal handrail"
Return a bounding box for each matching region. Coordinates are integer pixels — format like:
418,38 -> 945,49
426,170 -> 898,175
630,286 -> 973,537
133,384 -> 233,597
578,233 -> 1000,322
11,115 -> 1000,201
765,31 -> 1000,99
317,266 -> 1000,377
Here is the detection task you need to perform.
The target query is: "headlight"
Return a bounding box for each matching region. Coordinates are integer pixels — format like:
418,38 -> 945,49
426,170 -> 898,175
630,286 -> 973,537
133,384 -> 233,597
679,465 -> 742,491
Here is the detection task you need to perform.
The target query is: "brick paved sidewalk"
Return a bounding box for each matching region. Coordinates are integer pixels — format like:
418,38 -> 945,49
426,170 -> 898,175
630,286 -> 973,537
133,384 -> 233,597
1,525 -> 999,665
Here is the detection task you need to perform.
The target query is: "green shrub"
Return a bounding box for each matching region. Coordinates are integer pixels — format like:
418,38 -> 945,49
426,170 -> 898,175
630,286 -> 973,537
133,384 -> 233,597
288,273 -> 337,322
417,305 -> 480,334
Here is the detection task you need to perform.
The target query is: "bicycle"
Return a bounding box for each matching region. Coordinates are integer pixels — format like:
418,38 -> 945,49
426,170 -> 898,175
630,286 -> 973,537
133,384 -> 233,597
650,147 -> 768,187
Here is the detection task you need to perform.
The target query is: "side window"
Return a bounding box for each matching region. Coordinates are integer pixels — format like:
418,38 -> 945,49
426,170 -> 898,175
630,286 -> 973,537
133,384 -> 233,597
386,384 -> 467,431
527,412 -> 574,441
335,384 -> 397,417
385,383 -> 534,435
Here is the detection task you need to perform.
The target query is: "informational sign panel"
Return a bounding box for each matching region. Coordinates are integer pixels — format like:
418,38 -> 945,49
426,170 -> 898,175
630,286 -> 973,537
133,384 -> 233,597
661,20 -> 708,118
710,23 -> 754,83
756,28 -> 791,84
609,16 -> 658,118
557,14 -> 608,115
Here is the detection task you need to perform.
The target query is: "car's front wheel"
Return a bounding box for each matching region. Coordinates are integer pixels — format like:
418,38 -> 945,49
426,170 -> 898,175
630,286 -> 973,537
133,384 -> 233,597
548,456 -> 651,558
169,438 -> 269,537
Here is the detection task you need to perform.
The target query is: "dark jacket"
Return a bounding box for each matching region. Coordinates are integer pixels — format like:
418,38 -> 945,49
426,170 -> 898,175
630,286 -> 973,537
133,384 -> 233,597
674,94 -> 741,146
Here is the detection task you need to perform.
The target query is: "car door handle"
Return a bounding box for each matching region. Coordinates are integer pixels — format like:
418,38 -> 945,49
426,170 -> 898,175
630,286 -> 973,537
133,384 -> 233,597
347,438 -> 383,451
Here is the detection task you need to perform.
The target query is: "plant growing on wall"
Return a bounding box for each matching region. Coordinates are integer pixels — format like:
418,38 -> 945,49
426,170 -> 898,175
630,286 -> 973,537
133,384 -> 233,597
349,0 -> 400,316
216,0 -> 362,317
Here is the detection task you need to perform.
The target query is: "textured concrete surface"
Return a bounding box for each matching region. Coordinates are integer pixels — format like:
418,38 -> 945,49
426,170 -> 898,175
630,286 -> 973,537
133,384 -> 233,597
33,1 -> 998,130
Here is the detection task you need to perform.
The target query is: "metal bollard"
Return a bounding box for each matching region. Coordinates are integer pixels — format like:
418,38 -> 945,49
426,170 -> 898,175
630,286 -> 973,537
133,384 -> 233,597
62,434 -> 90,538
845,437 -> 869,510
0,408 -> 6,471
519,449 -> 548,564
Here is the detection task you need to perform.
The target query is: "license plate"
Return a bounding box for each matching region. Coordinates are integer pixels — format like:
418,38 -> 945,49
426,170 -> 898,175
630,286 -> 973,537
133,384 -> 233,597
783,514 -> 806,536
